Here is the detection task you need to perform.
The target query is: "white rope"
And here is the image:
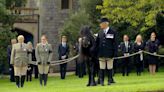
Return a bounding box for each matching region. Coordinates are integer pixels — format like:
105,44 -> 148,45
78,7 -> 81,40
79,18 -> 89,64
29,51 -> 164,66
113,51 -> 142,60
29,55 -> 79,66
50,55 -> 79,63
143,51 -> 164,58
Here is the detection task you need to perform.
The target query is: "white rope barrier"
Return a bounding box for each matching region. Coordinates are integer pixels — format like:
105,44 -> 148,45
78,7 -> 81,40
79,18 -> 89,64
143,51 -> 164,58
113,51 -> 142,60
29,51 -> 164,66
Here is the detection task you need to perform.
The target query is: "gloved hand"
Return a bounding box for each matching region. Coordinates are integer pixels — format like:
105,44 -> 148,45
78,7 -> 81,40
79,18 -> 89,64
38,62 -> 41,65
61,55 -> 66,59
47,62 -> 50,65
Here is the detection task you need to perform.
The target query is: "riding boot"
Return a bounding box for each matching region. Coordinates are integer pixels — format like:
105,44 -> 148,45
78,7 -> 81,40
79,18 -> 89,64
39,74 -> 43,86
90,74 -> 96,86
43,74 -> 48,86
15,76 -> 20,88
99,69 -> 105,86
108,69 -> 115,84
21,76 -> 25,87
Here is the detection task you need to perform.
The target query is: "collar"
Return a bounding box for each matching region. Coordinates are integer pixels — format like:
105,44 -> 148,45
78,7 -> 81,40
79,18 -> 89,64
104,27 -> 109,34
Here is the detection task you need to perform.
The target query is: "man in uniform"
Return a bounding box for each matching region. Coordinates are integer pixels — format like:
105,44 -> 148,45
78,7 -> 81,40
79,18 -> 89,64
94,18 -> 117,86
7,39 -> 17,82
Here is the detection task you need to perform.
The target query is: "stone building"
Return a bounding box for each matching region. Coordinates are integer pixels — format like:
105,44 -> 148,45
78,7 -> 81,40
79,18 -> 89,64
13,0 -> 79,72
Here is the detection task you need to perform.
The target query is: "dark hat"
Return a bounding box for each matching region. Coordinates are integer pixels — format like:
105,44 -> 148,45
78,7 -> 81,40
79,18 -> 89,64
100,18 -> 109,23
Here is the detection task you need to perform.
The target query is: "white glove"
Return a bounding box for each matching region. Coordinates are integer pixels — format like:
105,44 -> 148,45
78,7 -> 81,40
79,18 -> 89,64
154,52 -> 157,55
61,55 -> 66,59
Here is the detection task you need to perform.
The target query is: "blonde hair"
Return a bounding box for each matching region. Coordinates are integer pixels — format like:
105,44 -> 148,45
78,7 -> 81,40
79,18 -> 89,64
17,35 -> 24,43
27,41 -> 32,45
135,34 -> 143,43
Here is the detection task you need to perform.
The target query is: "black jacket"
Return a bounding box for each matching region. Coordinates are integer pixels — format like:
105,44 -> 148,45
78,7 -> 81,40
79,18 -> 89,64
58,44 -> 70,60
119,41 -> 133,55
146,39 -> 160,53
94,27 -> 118,58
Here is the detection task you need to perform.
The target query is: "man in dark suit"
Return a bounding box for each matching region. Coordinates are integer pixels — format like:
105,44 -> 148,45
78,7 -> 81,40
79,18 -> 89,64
94,18 -> 118,86
7,39 -> 17,82
119,35 -> 133,76
58,36 -> 70,79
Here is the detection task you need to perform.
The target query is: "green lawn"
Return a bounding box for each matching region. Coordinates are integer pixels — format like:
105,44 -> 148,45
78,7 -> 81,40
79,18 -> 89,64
0,72 -> 164,92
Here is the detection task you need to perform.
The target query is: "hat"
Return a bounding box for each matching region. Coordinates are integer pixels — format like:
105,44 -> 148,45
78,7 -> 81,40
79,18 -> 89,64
100,18 -> 109,23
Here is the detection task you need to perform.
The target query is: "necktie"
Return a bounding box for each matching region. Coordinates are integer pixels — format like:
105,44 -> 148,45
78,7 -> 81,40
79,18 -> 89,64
125,42 -> 128,52
21,43 -> 23,49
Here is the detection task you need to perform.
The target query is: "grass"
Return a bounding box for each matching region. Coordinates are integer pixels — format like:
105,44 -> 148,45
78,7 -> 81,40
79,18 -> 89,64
1,71 -> 164,92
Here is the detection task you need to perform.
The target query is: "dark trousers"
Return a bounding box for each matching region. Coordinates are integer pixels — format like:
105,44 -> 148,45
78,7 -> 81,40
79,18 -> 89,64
9,65 -> 15,82
26,65 -> 33,81
77,62 -> 86,78
136,61 -> 143,76
60,63 -> 67,79
122,58 -> 130,76
34,65 -> 39,79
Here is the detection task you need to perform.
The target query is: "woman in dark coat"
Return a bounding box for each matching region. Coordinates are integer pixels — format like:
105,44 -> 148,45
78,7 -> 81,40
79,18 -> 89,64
133,34 -> 145,76
146,32 -> 160,75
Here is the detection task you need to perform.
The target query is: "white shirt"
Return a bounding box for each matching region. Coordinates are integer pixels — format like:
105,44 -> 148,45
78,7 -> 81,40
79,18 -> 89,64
103,27 -> 109,34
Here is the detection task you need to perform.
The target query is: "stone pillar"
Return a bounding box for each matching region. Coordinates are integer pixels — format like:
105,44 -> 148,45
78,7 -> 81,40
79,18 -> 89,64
39,0 -> 61,60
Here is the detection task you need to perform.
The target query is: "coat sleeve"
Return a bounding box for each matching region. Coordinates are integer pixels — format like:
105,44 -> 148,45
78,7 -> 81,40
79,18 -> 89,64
35,44 -> 41,63
48,44 -> 53,62
10,45 -> 15,65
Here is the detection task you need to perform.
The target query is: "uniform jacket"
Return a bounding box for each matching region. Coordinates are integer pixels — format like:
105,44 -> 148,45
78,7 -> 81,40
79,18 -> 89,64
35,43 -> 53,65
58,43 -> 69,60
10,43 -> 31,67
94,27 -> 118,58
119,41 -> 133,55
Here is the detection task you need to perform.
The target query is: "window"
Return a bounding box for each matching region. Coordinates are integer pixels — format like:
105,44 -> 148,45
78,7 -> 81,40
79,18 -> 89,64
61,0 -> 69,9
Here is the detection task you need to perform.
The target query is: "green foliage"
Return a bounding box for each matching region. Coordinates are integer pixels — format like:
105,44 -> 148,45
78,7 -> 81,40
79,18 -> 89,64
60,10 -> 90,44
5,0 -> 27,9
0,27 -> 17,67
97,0 -> 164,33
60,0 -> 102,44
0,0 -> 19,73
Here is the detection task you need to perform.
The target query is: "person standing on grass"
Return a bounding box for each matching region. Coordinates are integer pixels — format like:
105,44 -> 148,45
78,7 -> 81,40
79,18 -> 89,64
36,35 -> 53,86
119,35 -> 133,76
93,18 -> 118,86
7,38 -> 17,82
26,42 -> 34,82
10,35 -> 31,88
146,32 -> 160,75
133,34 -> 145,76
58,36 -> 70,79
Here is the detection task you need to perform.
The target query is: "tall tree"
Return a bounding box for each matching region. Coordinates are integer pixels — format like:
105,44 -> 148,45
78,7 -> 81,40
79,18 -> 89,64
97,0 -> 164,33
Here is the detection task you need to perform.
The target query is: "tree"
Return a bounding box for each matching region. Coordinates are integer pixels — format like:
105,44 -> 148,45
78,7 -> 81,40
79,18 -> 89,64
60,0 -> 102,44
97,0 -> 164,35
0,0 -> 20,74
